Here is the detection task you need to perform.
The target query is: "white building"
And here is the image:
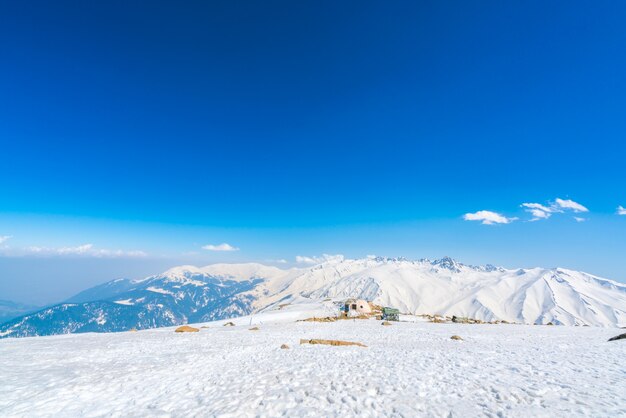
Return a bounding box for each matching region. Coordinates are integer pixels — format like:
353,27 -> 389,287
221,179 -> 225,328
343,298 -> 372,316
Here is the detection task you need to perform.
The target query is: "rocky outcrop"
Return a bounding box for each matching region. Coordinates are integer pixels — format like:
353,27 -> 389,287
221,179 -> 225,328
174,325 -> 199,333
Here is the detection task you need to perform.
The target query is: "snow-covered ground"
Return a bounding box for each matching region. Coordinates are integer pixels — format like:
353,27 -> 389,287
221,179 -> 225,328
1,312 -> 624,417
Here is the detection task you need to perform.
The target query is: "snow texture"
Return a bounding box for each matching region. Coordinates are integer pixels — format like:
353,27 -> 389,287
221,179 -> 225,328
0,306 -> 624,417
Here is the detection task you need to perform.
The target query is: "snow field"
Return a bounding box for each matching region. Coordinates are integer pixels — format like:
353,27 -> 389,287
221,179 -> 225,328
1,318 -> 624,417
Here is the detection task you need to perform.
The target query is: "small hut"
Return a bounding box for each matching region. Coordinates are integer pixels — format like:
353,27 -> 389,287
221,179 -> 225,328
343,298 -> 372,316
381,307 -> 400,321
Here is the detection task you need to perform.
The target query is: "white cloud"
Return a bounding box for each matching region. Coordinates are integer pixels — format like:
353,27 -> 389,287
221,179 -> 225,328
528,209 -> 551,221
617,206 -> 626,216
521,199 -> 589,221
521,202 -> 554,221
295,254 -> 344,265
523,207 -> 552,222
573,217 -> 587,222
266,258 -> 288,264
202,243 -> 239,252
295,255 -> 319,264
20,244 -> 147,258
57,244 -> 94,255
0,235 -> 12,245
521,203 -> 553,213
555,198 -> 589,213
463,211 -> 517,225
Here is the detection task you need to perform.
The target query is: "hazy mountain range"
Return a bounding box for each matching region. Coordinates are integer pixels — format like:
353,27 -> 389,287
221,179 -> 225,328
0,300 -> 39,325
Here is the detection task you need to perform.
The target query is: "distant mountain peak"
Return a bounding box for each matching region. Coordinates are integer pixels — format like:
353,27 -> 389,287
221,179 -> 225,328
431,256 -> 463,272
366,256 -> 409,264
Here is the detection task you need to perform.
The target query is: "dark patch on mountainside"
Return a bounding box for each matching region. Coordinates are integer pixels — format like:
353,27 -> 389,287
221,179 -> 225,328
0,275 -> 263,338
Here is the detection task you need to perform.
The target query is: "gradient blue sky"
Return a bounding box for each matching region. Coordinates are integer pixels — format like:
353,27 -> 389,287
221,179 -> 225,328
1,1 -> 626,304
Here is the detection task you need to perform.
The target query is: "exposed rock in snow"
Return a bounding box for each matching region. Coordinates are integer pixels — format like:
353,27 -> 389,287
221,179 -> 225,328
174,325 -> 199,333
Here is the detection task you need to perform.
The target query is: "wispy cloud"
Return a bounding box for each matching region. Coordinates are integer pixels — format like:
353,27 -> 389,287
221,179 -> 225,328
463,211 -> 517,225
295,255 -> 319,264
295,254 -> 344,265
528,209 -> 551,220
521,203 -> 554,221
521,203 -> 553,213
266,258 -> 288,264
555,198 -> 589,213
573,217 -> 587,223
202,243 -> 239,252
520,198 -> 589,222
617,206 -> 626,216
27,244 -> 95,255
0,235 -> 12,245
13,244 -> 147,258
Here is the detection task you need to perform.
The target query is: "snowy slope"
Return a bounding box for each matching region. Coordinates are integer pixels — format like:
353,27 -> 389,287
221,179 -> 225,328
0,316 -> 624,417
2,257 -> 625,338
263,257 -> 626,327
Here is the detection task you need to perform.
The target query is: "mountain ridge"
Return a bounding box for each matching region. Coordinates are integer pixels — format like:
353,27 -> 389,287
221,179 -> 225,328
2,257 -> 625,338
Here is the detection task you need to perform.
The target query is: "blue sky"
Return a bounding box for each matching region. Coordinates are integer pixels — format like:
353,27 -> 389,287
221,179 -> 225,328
1,1 -> 626,304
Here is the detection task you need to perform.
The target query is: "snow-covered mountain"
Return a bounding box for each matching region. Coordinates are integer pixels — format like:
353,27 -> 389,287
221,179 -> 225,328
255,256 -> 626,327
2,257 -> 625,337
0,264 -> 273,338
